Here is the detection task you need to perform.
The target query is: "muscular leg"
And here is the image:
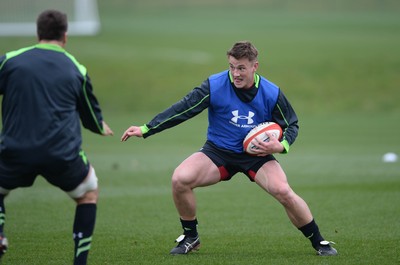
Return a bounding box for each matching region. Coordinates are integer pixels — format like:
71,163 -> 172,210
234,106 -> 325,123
169,152 -> 221,254
254,160 -> 312,228
254,160 -> 338,255
171,152 -> 221,220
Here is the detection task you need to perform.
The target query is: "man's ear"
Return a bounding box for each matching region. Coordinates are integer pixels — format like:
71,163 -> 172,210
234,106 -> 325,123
253,60 -> 259,72
62,32 -> 68,46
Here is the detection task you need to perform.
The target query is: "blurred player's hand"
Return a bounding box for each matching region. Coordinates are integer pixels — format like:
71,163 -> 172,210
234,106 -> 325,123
102,121 -> 114,136
121,126 -> 143,141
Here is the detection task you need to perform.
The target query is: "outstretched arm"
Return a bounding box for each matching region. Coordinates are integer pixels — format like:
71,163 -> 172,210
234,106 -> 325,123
121,80 -> 210,141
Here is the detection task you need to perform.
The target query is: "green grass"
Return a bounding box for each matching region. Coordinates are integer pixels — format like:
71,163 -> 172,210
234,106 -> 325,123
1,0 -> 400,264
3,111 -> 400,265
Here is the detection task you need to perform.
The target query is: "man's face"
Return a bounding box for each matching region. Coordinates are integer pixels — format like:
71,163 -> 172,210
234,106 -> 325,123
228,56 -> 258,89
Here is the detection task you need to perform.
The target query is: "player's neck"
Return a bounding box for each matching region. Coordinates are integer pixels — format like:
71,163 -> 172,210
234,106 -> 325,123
39,40 -> 65,47
38,34 -> 66,48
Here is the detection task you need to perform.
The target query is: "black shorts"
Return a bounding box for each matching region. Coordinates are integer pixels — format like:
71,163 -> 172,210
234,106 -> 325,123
0,152 -> 90,192
200,140 -> 277,182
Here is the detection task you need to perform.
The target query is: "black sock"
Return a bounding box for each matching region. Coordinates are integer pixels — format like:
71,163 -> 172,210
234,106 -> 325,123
180,218 -> 198,238
0,194 -> 5,234
298,219 -> 324,249
73,204 -> 97,265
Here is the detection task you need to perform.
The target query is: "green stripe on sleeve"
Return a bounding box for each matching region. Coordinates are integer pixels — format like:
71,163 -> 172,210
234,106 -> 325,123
140,124 -> 150,134
1,46 -> 36,70
281,140 -> 290,154
276,103 -> 291,153
150,94 -> 210,131
64,51 -> 103,134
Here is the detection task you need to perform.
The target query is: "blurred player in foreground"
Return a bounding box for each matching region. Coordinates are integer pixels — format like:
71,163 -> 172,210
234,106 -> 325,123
121,41 -> 337,257
0,9 -> 113,264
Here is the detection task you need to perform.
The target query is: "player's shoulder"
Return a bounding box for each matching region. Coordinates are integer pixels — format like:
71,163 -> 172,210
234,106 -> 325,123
63,51 -> 87,77
3,46 -> 36,61
259,75 -> 279,90
209,70 -> 229,81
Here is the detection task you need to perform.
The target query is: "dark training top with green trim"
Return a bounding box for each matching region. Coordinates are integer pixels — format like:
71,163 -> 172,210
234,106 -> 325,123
0,43 -> 104,163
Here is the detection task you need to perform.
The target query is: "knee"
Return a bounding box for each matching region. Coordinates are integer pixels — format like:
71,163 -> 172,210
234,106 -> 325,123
68,167 -> 98,203
76,189 -> 98,204
270,185 -> 295,206
171,168 -> 192,192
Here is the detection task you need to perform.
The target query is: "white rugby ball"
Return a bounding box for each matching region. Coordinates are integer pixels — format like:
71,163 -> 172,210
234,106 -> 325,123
243,122 -> 283,155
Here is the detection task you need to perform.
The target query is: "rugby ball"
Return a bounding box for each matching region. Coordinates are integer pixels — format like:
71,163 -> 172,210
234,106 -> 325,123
243,122 -> 283,155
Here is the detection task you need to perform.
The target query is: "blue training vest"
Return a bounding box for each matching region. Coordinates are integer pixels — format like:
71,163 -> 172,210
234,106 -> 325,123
207,70 -> 280,153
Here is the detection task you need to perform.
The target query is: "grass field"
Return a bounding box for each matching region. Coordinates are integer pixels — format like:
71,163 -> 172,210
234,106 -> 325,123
1,0 -> 400,264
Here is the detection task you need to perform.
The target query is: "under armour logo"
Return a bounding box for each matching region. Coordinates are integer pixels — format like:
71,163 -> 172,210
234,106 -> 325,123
231,110 -> 254,124
73,232 -> 83,239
